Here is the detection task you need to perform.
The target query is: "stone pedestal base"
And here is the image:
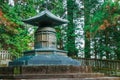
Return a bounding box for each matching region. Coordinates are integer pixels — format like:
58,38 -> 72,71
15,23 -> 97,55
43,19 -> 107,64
0,66 -> 93,79
9,53 -> 80,66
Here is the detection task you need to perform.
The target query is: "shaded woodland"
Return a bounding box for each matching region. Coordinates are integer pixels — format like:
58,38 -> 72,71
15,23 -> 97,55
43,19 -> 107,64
0,0 -> 120,60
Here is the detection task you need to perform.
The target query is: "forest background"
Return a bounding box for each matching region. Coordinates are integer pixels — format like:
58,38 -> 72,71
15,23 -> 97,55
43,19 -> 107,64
0,0 -> 120,60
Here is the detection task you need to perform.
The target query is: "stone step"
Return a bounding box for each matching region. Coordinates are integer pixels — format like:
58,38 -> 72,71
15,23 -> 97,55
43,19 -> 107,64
0,73 -> 105,79
21,77 -> 120,80
1,73 -> 120,80
83,77 -> 120,80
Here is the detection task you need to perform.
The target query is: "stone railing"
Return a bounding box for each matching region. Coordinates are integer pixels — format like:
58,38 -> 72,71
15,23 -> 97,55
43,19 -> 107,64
0,50 -> 12,67
76,58 -> 120,76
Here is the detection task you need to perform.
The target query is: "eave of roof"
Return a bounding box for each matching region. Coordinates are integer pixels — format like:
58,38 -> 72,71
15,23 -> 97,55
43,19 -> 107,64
22,10 -> 68,27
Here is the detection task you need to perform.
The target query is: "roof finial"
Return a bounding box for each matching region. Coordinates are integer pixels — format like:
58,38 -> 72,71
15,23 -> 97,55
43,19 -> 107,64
45,0 -> 49,10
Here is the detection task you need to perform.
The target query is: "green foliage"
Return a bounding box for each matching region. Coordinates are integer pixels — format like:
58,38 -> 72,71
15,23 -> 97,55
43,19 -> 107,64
0,1 -> 36,59
66,0 -> 78,57
83,0 -> 100,58
2,0 -> 119,60
0,0 -> 66,59
82,0 -> 120,60
89,0 -> 120,60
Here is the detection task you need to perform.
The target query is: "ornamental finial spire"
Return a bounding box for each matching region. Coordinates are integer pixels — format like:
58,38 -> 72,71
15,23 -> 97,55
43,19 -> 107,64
45,0 -> 49,10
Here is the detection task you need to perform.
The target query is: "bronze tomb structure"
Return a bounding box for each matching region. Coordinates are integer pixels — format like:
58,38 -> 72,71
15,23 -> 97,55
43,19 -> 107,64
9,10 -> 80,66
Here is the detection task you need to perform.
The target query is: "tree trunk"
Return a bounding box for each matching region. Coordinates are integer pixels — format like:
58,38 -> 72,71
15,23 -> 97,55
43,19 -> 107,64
84,0 -> 91,58
67,0 -> 77,57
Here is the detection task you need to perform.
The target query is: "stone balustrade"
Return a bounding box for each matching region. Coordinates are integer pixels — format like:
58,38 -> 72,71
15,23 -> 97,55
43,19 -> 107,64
0,50 -> 12,67
76,58 -> 120,76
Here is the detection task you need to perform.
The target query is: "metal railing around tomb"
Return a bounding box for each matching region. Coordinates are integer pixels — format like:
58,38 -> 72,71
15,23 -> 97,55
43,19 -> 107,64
76,58 -> 120,76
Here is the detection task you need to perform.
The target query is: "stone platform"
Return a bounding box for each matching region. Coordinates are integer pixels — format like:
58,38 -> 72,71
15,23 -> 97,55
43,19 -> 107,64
0,73 -> 120,80
0,66 -> 92,79
0,66 -> 119,80
0,73 -> 104,79
9,53 -> 80,66
0,66 -> 92,74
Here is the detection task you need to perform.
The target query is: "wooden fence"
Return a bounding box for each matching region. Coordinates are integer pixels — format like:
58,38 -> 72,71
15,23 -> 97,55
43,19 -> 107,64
76,58 -> 120,76
0,50 -> 12,67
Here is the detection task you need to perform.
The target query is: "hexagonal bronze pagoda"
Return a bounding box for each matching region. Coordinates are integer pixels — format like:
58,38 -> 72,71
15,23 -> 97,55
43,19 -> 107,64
9,10 -> 80,66
23,10 -> 68,50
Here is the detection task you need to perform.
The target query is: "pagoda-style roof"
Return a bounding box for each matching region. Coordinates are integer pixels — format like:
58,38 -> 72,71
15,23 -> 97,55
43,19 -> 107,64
23,10 -> 68,27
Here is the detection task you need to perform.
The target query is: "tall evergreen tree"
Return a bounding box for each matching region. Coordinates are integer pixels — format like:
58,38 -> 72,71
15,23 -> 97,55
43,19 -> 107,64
66,0 -> 78,57
88,0 -> 120,60
0,0 -> 66,58
83,0 -> 99,58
